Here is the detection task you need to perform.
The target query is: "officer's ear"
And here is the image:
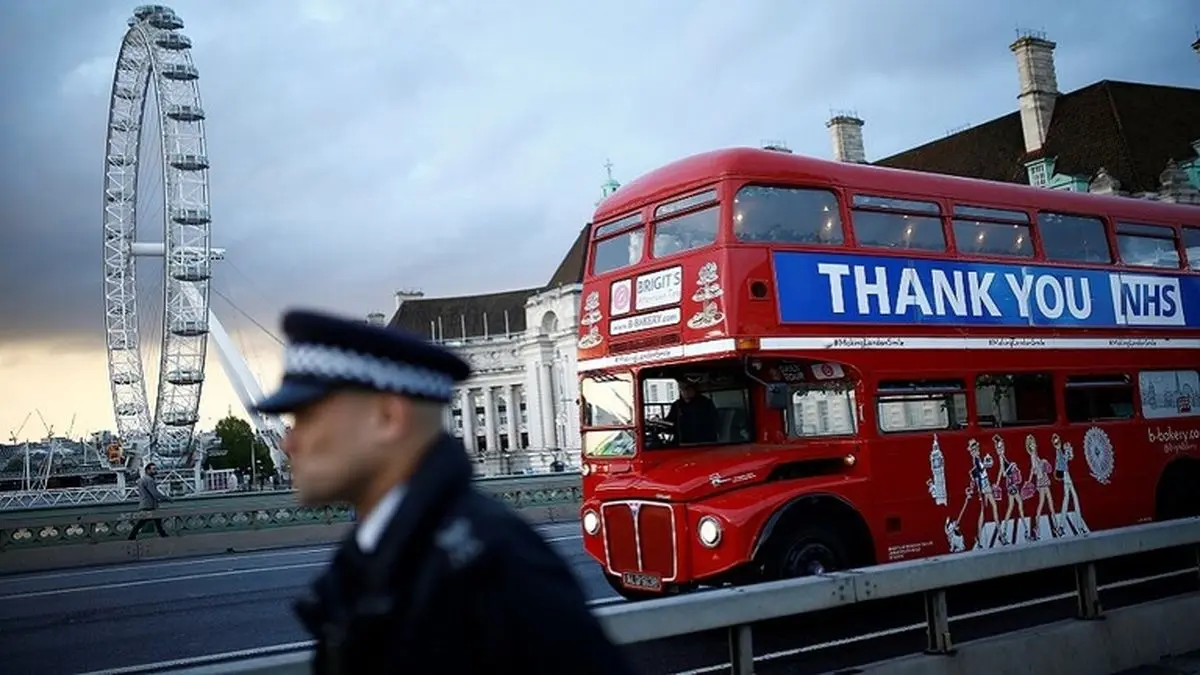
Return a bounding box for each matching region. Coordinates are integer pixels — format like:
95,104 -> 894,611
371,393 -> 411,444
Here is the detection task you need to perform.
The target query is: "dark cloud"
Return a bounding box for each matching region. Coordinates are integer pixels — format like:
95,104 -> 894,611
1,0 -> 1197,349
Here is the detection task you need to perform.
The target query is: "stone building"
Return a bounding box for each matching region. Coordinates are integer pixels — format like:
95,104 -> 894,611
383,167 -> 622,465
828,32 -> 1200,203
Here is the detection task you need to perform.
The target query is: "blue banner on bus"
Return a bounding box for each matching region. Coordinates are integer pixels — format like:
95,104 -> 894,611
772,250 -> 1200,329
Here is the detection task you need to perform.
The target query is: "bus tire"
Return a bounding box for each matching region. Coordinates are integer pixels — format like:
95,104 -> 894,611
759,521 -> 850,579
1155,458 -> 1200,521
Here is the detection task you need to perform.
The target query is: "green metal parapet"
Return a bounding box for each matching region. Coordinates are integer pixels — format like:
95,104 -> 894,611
0,473 -> 583,574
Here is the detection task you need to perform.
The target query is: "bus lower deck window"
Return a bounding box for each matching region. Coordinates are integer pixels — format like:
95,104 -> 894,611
1064,375 -> 1135,423
976,373 -> 1056,428
876,380 -> 968,433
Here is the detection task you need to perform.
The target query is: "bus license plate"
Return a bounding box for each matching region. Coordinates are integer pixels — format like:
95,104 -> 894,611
621,571 -> 663,591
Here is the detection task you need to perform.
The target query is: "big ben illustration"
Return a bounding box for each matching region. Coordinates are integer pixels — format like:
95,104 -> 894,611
928,434 -> 948,506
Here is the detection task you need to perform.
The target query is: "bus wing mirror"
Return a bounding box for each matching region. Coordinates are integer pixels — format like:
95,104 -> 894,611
765,383 -> 790,410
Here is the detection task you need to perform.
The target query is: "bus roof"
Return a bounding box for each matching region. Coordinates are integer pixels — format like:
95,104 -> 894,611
593,147 -> 1200,225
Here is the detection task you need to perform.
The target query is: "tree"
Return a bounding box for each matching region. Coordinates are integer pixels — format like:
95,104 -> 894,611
4,456 -> 24,474
206,415 -> 274,477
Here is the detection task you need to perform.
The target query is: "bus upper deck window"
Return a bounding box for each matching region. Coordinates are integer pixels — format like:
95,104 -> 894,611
1180,226 -> 1199,271
1116,222 -> 1180,269
592,228 -> 645,275
732,185 -> 843,245
851,194 -> 945,252
653,206 -> 719,258
1037,212 -> 1112,263
951,205 -> 1034,258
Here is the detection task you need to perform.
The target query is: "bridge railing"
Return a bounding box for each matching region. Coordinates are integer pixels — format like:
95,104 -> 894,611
0,454 -> 581,512
471,449 -> 581,478
0,472 -> 582,573
140,516 -> 1200,675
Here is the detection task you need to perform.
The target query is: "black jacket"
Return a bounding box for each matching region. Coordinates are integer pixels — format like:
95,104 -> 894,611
294,433 -> 640,674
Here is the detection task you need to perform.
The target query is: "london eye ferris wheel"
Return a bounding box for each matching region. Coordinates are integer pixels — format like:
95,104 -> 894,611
101,5 -> 217,469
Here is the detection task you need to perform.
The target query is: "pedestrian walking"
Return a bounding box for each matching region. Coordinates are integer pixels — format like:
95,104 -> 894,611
253,309 -> 639,674
127,462 -> 171,539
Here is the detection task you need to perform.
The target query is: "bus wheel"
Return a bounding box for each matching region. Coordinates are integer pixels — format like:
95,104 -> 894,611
765,523 -> 849,579
1157,459 -> 1200,521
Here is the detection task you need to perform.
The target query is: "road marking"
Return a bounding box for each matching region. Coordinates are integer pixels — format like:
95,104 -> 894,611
538,523 -> 582,535
587,595 -> 623,606
77,599 -> 627,674
0,562 -> 327,600
0,533 -> 589,599
0,545 -> 336,585
76,641 -> 316,675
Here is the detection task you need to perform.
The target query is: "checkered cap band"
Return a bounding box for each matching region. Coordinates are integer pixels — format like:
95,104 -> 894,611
284,342 -> 454,401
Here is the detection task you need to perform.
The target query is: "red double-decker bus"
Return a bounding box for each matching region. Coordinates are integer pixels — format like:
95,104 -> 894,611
575,147 -> 1200,599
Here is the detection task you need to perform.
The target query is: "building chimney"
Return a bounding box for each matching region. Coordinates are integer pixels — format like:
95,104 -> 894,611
1010,31 -> 1060,154
826,114 -> 866,163
761,139 -> 793,153
366,312 -> 386,327
1158,159 -> 1200,204
1088,167 -> 1122,196
393,288 -> 424,311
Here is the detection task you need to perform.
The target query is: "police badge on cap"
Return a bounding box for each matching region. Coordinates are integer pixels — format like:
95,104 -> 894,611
253,309 -> 472,414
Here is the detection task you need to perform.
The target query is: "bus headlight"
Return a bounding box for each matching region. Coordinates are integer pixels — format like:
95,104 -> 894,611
582,510 -> 601,535
697,516 -> 722,548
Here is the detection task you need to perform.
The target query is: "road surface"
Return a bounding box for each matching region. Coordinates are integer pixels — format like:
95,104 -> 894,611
1,521 -> 1194,674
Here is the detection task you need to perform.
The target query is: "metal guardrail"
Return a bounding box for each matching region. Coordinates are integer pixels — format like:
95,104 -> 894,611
129,516 -> 1200,675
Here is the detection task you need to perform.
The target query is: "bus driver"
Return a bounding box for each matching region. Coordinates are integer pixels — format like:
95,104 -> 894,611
649,380 -> 719,445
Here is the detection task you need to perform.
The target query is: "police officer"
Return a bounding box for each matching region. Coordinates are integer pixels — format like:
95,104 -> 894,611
254,309 -> 639,674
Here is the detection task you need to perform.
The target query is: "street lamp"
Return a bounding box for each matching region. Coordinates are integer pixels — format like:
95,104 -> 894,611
250,431 -> 259,489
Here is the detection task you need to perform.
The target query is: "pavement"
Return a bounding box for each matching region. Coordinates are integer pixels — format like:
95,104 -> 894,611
1115,652 -> 1200,674
0,521 -> 1196,675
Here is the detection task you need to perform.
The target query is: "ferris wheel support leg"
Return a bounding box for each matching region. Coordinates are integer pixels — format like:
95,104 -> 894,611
207,309 -> 289,470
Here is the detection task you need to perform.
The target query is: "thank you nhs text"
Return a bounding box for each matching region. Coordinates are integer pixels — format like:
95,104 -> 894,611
772,251 -> 1196,329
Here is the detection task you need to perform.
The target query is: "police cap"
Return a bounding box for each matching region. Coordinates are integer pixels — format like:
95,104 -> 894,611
253,309 -> 471,415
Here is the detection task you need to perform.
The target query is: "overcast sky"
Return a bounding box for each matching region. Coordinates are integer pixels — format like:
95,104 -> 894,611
0,0 -> 1196,440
